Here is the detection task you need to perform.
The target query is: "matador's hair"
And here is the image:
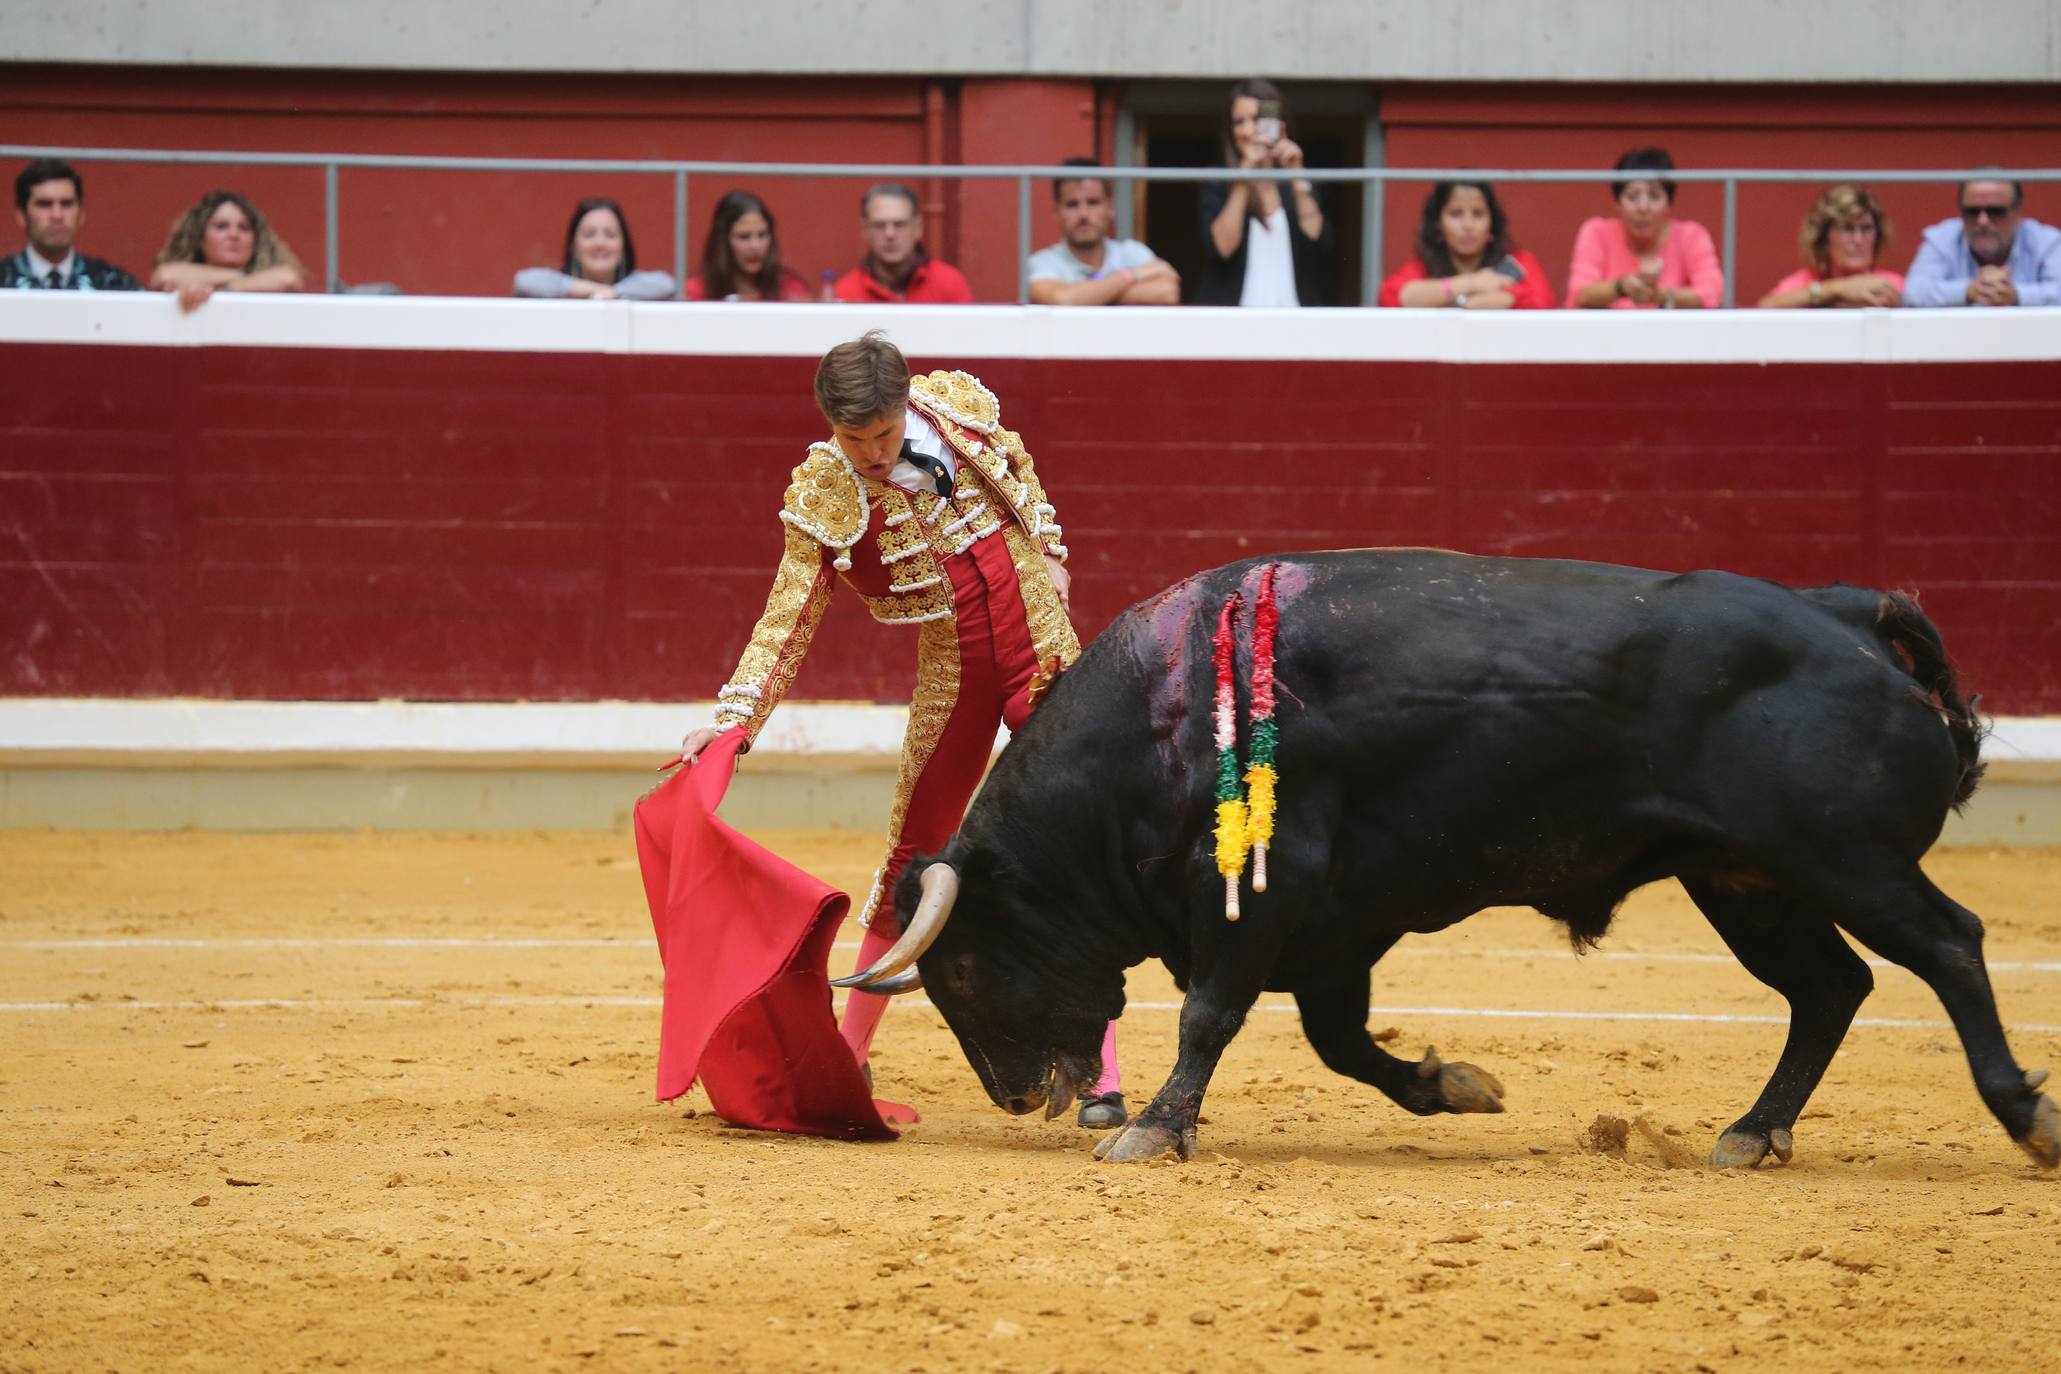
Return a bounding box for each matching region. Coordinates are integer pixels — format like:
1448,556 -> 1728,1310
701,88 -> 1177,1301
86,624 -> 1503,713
815,330 -> 910,428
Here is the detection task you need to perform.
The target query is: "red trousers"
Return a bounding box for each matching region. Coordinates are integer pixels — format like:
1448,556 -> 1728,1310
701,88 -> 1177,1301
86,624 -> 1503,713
839,533 -> 1120,1096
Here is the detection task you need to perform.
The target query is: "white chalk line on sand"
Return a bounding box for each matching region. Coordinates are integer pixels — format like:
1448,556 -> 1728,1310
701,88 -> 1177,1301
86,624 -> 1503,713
1,992 -> 2056,1037
13,936 -> 2061,977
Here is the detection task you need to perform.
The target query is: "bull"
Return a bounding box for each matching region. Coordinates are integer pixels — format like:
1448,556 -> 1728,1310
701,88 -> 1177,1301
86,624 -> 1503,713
835,550 -> 2059,1169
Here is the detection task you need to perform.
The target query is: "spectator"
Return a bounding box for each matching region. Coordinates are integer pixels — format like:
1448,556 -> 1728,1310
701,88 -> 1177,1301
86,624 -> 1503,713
3,157 -> 141,291
831,183 -> 972,304
514,198 -> 676,300
1196,79 -> 1335,306
149,190 -> 307,312
1566,147 -> 1723,309
1026,157 -> 1179,306
1758,184 -> 1902,309
1378,180 -> 1554,309
1904,172 -> 2061,308
685,190 -> 809,301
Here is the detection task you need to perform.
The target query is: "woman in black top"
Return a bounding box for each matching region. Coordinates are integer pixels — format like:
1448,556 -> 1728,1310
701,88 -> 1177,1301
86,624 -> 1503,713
1195,78 -> 1335,306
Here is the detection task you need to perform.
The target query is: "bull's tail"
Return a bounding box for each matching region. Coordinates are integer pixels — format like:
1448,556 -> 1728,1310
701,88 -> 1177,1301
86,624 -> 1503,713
1805,585 -> 1987,809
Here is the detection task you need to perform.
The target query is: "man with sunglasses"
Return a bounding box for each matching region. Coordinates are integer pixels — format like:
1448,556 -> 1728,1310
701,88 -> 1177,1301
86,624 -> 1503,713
1905,172 -> 2061,308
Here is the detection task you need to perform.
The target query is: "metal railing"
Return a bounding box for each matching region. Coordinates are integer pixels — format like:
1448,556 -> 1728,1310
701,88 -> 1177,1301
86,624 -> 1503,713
8,144 -> 2059,308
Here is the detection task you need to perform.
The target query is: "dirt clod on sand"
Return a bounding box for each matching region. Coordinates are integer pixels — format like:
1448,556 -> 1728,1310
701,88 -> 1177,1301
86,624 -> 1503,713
1582,1114 -> 1633,1154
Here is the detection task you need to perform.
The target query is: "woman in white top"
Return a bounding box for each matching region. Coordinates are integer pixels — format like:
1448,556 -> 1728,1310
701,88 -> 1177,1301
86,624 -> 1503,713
1196,79 -> 1335,307
514,197 -> 677,301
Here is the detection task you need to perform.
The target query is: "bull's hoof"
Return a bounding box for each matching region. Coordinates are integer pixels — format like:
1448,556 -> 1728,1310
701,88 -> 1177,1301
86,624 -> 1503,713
2015,1091 -> 2059,1168
1092,1120 -> 1194,1163
1437,1062 -> 1507,1114
1415,1046 -> 1507,1114
1708,1124 -> 1794,1169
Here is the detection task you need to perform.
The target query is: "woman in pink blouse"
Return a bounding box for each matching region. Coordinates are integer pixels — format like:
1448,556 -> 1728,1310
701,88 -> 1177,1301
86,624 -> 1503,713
1756,184 -> 1903,309
1565,147 -> 1724,309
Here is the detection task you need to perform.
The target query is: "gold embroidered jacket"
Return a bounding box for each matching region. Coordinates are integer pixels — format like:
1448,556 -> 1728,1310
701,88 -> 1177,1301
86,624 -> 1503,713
712,371 -> 1077,745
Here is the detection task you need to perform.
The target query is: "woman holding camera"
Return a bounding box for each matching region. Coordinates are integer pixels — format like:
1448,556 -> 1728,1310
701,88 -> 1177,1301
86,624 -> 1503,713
1378,181 -> 1554,309
1195,78 -> 1335,307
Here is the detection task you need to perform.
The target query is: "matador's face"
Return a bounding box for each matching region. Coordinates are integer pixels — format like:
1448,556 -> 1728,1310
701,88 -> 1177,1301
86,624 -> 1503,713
830,409 -> 907,483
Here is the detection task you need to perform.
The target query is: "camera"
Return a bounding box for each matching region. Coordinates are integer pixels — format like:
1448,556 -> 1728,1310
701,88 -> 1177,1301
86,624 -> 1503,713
1255,100 -> 1284,147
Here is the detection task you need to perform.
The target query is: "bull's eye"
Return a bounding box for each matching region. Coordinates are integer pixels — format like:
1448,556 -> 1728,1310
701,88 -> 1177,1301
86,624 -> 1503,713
945,952 -> 978,996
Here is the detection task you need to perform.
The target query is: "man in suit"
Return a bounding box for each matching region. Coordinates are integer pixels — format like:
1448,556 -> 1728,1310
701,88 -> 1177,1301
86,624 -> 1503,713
4,159 -> 142,291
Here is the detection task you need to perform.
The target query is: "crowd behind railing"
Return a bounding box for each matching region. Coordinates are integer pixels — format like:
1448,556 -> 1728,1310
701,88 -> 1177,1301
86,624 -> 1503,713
9,79 -> 2060,314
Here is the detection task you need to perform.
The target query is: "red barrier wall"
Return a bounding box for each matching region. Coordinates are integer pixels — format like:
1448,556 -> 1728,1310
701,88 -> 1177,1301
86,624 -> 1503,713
7,327 -> 2058,712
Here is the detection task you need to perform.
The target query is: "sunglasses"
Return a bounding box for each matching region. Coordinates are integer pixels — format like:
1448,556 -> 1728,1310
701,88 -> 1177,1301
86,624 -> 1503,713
1960,204 -> 2014,222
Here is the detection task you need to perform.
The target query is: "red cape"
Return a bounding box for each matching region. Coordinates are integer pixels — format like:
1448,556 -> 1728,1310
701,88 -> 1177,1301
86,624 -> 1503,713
634,731 -> 911,1139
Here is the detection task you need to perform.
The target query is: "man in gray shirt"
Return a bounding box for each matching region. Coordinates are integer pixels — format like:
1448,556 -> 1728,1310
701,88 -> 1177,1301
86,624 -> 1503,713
1026,157 -> 1180,306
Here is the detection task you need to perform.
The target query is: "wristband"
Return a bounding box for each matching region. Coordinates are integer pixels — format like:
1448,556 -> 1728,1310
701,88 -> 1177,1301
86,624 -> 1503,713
1442,277 -> 1456,300
1808,280 -> 1824,306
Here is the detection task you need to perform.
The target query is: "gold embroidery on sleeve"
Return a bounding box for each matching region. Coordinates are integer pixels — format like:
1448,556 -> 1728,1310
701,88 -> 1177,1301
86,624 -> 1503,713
714,523 -> 836,746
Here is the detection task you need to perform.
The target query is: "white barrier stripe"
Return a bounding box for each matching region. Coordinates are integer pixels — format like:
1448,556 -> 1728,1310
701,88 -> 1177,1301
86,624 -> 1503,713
2,994 -> 2055,1036
15,938 -> 2061,976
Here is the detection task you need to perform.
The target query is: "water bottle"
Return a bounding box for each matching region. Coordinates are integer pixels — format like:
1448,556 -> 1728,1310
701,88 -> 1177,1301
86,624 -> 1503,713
819,269 -> 839,303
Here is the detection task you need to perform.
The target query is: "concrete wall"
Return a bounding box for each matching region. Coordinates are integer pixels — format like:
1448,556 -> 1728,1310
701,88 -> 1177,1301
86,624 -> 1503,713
9,0 -> 2061,82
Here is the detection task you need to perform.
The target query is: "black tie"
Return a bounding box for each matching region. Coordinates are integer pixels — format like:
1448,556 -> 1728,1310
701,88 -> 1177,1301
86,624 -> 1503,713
901,441 -> 953,498
45,268 -> 63,289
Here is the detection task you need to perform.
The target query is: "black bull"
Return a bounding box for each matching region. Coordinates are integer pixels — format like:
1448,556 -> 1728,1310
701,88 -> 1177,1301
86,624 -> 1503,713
836,550 -> 2059,1169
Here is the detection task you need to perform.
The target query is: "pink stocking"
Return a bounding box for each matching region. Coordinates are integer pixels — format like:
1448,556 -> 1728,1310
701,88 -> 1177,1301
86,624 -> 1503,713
837,922 -> 899,1064
1090,1021 -> 1122,1097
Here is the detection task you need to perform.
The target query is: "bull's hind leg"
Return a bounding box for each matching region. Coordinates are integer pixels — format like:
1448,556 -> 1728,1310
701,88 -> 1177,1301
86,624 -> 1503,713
1680,878 -> 1875,1168
1295,971 -> 1506,1116
1803,864 -> 2059,1168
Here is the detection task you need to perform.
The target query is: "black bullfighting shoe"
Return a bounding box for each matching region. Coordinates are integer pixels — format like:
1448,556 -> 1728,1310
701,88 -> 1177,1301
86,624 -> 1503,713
1076,1092 -> 1127,1129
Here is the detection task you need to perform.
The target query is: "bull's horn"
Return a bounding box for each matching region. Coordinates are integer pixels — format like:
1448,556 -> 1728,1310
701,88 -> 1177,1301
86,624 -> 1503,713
828,863 -> 958,990
858,966 -> 923,995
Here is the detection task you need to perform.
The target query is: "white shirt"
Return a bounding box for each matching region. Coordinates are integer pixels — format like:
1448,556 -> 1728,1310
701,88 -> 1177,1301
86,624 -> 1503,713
25,244 -> 76,286
1238,205 -> 1300,308
886,408 -> 958,495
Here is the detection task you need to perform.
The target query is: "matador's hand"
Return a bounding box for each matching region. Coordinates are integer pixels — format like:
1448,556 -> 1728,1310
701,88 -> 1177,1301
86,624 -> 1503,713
672,725 -> 725,768
1044,555 -> 1071,612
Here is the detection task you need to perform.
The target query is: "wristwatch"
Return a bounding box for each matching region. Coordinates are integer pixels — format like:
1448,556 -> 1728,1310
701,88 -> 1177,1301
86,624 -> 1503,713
1808,280 -> 1824,306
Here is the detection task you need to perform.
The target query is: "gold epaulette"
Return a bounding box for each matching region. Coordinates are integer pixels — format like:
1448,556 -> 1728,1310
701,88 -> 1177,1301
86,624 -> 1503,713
779,442 -> 868,570
910,371 -> 1001,436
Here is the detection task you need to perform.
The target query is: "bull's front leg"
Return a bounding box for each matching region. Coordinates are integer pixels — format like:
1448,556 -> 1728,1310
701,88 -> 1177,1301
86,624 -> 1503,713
1094,903 -> 1284,1164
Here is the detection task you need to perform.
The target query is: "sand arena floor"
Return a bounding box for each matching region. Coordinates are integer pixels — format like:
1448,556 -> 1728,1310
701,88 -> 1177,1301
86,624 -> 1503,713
2,828 -> 2058,1373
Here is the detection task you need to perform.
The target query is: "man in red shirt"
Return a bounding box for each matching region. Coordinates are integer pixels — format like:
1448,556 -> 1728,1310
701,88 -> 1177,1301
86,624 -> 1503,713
832,183 -> 974,304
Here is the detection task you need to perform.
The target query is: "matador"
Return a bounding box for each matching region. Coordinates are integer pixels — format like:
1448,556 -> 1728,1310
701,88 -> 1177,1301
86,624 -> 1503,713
673,332 -> 1126,1130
